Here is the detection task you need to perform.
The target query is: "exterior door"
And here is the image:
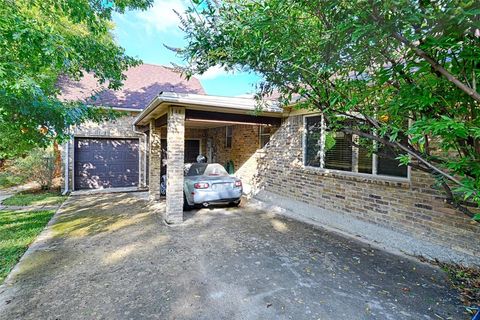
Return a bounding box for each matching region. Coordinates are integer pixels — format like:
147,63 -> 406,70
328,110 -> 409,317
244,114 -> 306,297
160,139 -> 201,170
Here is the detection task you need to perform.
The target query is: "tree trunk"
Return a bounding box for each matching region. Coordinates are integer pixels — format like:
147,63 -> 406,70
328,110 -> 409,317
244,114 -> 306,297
53,141 -> 62,179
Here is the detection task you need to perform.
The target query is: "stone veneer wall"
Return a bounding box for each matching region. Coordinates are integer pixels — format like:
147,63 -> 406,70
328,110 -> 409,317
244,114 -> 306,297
62,113 -> 146,191
256,115 -> 480,257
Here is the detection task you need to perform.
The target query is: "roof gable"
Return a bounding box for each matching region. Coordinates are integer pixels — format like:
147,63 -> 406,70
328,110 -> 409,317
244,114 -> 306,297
58,64 -> 205,110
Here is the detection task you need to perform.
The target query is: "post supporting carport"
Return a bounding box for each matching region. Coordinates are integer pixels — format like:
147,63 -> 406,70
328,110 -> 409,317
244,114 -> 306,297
148,119 -> 162,201
165,106 -> 185,224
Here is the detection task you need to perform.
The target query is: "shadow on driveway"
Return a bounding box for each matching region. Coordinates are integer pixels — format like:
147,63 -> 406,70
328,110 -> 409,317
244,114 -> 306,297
0,192 -> 465,319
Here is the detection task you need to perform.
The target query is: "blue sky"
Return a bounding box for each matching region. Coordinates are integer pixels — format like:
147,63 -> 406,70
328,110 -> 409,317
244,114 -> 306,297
112,0 -> 261,97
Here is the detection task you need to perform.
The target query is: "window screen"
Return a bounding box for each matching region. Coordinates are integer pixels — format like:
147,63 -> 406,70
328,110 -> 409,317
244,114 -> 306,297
304,116 -> 322,167
357,137 -> 373,174
377,146 -> 408,177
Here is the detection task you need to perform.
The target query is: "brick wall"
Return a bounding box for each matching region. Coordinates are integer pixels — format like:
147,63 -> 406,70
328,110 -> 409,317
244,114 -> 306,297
165,106 -> 185,223
62,113 -> 146,191
256,115 -> 480,257
206,124 -> 273,187
159,124 -> 270,188
160,127 -> 207,154
206,125 -> 260,167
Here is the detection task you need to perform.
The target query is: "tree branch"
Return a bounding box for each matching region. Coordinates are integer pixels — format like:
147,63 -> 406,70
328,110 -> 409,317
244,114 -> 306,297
370,13 -> 480,103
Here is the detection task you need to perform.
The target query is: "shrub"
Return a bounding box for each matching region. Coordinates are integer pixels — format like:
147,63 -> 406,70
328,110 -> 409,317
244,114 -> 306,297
11,147 -> 56,190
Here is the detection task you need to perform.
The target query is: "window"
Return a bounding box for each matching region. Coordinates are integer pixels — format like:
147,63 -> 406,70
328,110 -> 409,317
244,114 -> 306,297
324,131 -> 353,171
377,144 -> 408,177
303,114 -> 408,179
259,126 -> 272,148
225,126 -> 233,148
304,115 -> 322,167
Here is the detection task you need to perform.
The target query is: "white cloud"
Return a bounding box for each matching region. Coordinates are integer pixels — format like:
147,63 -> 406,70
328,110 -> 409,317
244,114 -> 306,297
135,0 -> 187,33
195,66 -> 232,80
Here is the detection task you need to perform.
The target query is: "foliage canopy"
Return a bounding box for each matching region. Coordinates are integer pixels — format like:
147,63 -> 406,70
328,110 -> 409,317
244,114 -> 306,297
180,0 -> 480,219
0,0 -> 152,158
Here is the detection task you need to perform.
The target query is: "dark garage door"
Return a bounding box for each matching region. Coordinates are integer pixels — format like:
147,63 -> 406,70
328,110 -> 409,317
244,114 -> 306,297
74,138 -> 139,190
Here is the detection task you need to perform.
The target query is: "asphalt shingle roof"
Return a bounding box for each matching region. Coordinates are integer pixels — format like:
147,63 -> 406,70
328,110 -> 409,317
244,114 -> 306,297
58,64 -> 205,110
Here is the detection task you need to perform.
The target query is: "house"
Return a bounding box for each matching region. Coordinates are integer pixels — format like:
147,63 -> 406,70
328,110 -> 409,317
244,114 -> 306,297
60,63 -> 480,260
59,63 -> 204,191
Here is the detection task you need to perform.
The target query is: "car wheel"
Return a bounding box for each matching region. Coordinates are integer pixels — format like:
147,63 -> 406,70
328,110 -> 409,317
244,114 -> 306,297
183,194 -> 193,211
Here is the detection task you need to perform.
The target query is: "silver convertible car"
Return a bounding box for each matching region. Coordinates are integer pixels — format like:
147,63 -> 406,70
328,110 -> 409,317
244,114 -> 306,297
183,163 -> 242,209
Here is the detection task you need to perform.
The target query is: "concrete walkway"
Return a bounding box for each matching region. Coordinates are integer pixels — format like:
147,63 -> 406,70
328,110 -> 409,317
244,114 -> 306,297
0,193 -> 466,319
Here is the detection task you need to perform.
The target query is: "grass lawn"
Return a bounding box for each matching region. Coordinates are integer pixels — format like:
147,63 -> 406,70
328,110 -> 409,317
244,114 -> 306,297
0,209 -> 55,283
0,172 -> 25,190
2,191 -> 67,207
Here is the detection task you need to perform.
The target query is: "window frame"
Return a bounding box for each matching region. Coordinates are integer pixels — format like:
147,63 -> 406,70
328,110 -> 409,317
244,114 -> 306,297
302,113 -> 410,182
259,125 -> 272,148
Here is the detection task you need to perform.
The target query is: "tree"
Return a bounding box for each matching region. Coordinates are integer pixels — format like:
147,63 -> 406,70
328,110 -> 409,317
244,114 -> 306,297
179,0 -> 480,219
0,0 -> 153,159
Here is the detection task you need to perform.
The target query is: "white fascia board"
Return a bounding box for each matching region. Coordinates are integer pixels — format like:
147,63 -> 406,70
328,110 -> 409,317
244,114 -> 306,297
134,92 -> 283,126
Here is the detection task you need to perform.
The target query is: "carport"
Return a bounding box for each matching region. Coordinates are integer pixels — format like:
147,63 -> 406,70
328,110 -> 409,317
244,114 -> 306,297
134,92 -> 283,224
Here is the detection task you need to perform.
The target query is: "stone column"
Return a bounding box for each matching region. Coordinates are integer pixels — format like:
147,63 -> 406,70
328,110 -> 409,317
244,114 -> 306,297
165,106 -> 185,224
149,119 -> 162,201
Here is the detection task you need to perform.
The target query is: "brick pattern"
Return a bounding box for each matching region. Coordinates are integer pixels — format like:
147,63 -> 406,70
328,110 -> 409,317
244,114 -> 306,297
160,123 -> 277,192
149,120 -> 162,201
256,115 -> 480,257
207,125 -> 260,168
62,113 -> 146,191
160,127 -> 207,155
162,124 -> 268,188
165,106 -> 186,224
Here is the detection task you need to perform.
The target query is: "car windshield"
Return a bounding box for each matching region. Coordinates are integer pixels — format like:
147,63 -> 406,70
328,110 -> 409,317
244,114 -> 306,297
187,163 -> 229,177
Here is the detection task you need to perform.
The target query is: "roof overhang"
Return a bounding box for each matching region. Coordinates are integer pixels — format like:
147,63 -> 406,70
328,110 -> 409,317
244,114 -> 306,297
134,92 -> 284,127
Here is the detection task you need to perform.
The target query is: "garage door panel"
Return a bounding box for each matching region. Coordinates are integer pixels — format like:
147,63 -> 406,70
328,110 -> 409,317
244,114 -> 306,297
77,151 -> 93,161
125,152 -> 139,161
109,151 -> 125,161
74,138 -> 139,190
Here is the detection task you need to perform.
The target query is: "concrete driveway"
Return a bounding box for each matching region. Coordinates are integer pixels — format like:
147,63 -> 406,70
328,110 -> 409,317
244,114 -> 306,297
0,192 -> 464,319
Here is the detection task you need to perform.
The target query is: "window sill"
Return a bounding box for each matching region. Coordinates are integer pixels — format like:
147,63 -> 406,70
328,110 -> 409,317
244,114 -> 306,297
301,165 -> 411,188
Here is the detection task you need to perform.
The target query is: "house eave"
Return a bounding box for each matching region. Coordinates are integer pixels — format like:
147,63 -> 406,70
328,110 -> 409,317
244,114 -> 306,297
134,92 -> 284,127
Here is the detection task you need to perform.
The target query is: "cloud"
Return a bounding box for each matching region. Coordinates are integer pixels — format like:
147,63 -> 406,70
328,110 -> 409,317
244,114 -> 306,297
135,0 -> 188,33
195,66 -> 232,80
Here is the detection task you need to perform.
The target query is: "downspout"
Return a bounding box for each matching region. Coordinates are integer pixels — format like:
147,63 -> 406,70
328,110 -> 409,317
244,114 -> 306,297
133,124 -> 148,188
62,138 -> 70,195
